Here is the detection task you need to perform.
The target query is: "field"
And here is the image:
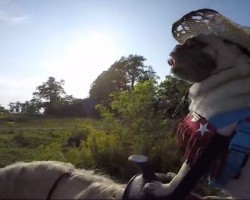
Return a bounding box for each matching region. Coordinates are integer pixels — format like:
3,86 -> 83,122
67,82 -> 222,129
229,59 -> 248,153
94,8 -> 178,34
0,116 -> 97,167
0,115 -> 225,197
0,115 -> 181,180
0,115 -> 152,182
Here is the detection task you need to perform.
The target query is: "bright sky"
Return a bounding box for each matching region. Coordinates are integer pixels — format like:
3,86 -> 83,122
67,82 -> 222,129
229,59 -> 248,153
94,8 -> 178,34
1,0 -> 250,108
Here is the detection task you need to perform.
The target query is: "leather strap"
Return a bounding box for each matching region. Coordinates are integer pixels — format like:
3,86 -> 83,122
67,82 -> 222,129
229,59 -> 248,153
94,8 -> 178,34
46,172 -> 71,200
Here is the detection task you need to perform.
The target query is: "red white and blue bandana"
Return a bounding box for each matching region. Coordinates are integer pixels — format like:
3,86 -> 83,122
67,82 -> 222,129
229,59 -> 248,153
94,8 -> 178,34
177,112 -> 217,165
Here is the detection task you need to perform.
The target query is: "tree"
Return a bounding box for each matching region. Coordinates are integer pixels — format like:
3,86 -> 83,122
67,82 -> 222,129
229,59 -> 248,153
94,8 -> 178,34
8,101 -> 22,113
156,75 -> 191,119
0,105 -> 8,115
89,70 -> 122,100
97,79 -> 168,143
116,54 -> 157,90
89,54 -> 157,99
8,99 -> 42,114
33,77 -> 66,114
20,99 -> 42,114
96,80 -> 180,171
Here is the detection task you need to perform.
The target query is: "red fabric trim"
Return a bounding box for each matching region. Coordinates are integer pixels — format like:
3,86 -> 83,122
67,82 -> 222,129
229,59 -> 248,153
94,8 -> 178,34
177,112 -> 217,165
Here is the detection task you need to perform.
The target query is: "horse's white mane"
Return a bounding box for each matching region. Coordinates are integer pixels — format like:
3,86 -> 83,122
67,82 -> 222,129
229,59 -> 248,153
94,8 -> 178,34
0,161 -> 125,199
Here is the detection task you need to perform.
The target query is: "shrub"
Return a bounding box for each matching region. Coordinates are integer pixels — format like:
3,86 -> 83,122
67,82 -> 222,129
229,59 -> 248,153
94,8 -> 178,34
65,147 -> 87,167
65,124 -> 92,147
13,133 -> 31,147
35,142 -> 65,161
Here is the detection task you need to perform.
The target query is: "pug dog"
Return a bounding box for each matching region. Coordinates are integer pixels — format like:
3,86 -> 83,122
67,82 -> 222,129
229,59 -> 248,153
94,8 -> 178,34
170,35 -> 250,118
144,34 -> 250,199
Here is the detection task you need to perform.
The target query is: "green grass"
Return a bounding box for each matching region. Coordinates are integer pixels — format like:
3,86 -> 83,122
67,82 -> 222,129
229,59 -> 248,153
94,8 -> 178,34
0,115 -> 224,197
0,116 -> 97,167
0,116 -> 177,178
0,116 -> 97,128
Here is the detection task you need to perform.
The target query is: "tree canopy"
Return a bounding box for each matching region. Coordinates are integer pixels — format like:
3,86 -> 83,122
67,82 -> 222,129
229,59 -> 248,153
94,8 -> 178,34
156,75 -> 190,118
33,77 -> 65,104
5,55 -> 190,119
89,54 -> 157,99
32,77 -> 66,114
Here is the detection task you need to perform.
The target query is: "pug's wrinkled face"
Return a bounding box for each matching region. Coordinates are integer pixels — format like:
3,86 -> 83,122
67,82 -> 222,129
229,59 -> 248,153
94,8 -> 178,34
168,35 -> 243,82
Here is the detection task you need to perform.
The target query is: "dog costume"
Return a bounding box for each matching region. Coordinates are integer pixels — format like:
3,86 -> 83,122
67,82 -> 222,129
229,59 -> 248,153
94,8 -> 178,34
174,8 -> 250,194
144,9 -> 250,200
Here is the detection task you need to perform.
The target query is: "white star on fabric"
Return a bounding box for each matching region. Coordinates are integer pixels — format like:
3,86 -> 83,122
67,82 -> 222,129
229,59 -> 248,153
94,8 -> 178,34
196,123 -> 210,136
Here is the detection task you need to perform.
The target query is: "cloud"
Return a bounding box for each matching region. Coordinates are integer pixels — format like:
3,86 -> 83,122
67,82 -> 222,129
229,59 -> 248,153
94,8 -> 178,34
0,0 -> 29,24
0,10 -> 28,24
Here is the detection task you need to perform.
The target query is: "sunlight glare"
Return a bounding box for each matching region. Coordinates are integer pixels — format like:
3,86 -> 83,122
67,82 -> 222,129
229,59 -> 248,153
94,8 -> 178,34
46,31 -> 118,99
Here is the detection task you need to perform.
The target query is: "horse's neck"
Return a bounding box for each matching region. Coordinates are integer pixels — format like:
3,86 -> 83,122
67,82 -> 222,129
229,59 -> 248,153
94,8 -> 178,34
0,162 -> 126,199
51,170 -> 126,199
0,162 -> 62,199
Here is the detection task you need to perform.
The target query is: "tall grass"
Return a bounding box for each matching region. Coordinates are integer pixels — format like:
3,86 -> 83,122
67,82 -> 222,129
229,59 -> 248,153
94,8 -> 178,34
0,116 -> 180,182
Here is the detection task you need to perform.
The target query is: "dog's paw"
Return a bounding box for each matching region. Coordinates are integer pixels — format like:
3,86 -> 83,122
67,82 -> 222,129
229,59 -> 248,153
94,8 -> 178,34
144,181 -> 169,197
166,172 -> 176,180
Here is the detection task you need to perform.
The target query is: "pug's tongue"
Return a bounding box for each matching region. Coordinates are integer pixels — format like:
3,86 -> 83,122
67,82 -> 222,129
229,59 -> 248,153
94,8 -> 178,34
168,56 -> 176,68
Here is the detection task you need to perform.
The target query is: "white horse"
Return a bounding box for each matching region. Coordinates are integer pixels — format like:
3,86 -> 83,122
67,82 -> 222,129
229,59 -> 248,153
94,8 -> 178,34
0,161 -> 125,199
0,160 -> 230,200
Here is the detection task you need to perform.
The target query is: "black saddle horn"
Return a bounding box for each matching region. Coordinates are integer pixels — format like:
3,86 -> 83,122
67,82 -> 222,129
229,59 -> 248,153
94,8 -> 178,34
128,155 -> 156,180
